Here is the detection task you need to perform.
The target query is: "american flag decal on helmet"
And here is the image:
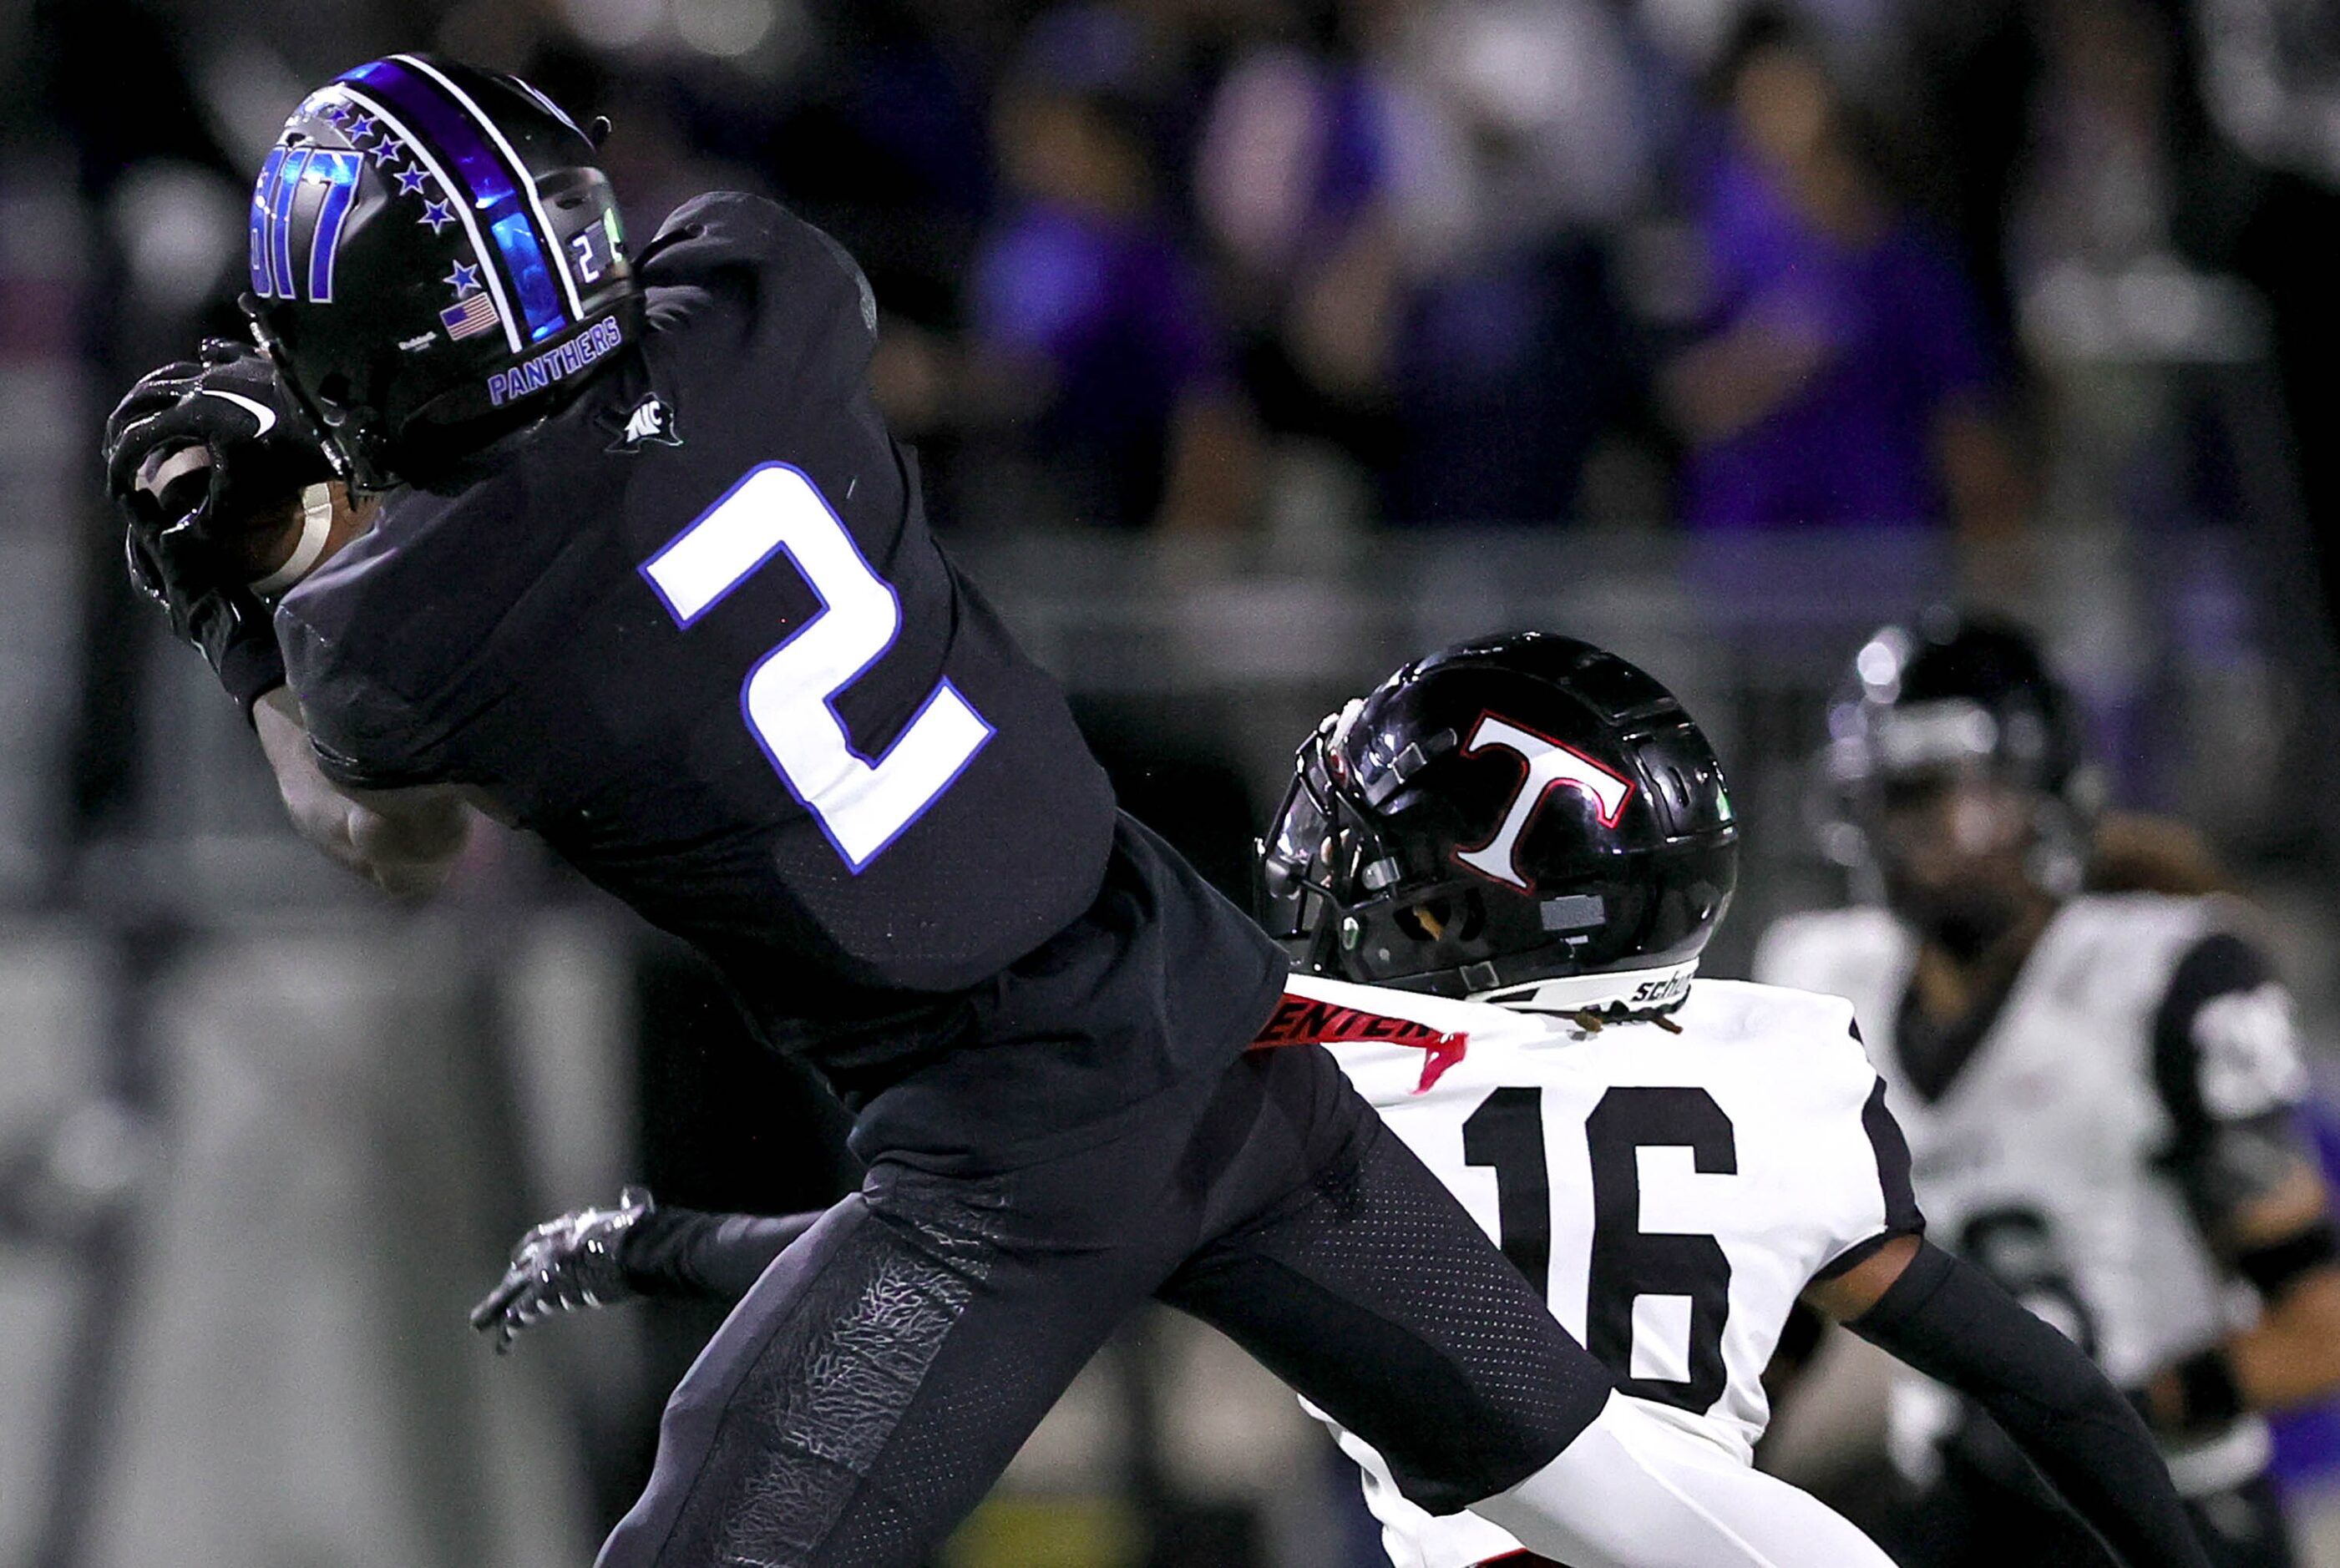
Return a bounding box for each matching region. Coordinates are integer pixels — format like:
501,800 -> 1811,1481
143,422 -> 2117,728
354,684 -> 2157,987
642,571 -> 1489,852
439,291 -> 502,341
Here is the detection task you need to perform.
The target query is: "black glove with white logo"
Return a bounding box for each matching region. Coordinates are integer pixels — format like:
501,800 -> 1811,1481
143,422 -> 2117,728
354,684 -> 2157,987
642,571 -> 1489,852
102,341 -> 332,717
104,338 -> 331,531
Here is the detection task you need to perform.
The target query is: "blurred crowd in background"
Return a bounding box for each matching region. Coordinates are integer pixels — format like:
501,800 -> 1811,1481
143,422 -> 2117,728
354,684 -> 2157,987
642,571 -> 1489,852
6,0 -> 2340,1565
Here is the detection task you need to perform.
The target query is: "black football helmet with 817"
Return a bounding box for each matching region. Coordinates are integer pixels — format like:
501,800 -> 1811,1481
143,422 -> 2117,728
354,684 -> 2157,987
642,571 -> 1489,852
1259,633 -> 1740,1014
1818,610 -> 2104,954
239,55 -> 640,491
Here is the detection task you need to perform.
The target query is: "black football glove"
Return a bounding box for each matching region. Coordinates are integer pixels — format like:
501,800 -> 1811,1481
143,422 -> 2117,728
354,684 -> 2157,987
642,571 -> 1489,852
469,1186 -> 654,1353
102,341 -> 333,717
104,337 -> 332,529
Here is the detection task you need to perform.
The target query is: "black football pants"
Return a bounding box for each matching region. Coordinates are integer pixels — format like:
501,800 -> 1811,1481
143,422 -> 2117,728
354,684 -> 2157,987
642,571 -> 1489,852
595,1041 -> 1614,1568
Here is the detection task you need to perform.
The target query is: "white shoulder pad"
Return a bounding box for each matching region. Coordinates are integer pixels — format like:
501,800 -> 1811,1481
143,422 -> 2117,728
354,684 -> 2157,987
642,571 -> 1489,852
1683,979 -> 1873,1088
1749,907 -> 1907,995
2028,893 -> 2222,1014
2049,891 -> 2221,950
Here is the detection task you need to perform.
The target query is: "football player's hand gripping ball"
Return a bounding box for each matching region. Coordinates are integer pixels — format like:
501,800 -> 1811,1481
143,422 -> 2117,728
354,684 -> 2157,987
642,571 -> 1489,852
470,1186 -> 655,1353
101,341 -> 334,715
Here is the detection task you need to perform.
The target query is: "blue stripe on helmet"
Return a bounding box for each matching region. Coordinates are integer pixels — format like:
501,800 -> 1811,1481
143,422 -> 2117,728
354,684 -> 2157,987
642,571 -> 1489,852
338,58 -> 570,343
305,151 -> 363,302
394,55 -> 585,321
269,147 -> 312,301
250,145 -> 286,297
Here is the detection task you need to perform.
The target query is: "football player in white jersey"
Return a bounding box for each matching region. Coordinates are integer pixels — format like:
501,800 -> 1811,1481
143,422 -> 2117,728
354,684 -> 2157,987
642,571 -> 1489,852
479,635 -> 2213,1568
1755,614 -> 2340,1568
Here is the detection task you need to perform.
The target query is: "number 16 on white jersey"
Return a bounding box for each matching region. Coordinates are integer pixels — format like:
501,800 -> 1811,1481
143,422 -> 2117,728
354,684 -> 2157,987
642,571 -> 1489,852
1297,974 -> 1918,1568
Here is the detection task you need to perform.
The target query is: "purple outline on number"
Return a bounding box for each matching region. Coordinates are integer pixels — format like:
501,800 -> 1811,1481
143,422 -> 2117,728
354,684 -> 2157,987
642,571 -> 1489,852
639,461 -> 995,873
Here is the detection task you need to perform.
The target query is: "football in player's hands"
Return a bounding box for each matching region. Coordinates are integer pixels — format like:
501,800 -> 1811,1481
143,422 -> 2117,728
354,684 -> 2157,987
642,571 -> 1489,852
106,343 -> 372,712
238,478 -> 377,590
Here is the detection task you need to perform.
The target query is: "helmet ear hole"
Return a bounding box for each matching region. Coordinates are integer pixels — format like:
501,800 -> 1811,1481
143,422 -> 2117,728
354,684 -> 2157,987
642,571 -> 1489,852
1456,889 -> 1487,942
1395,899 -> 1451,943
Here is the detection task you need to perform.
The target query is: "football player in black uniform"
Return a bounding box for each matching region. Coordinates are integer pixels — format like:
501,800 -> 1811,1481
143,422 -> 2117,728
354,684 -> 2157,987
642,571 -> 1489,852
478,634 -> 2217,1568
103,56 -> 1912,1568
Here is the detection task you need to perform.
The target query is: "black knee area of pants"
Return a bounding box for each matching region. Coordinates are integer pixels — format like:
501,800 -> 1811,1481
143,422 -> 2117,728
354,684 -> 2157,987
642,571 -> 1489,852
1165,1120 -> 1612,1515
649,1186 -> 1008,1568
1226,1256 -> 1599,1513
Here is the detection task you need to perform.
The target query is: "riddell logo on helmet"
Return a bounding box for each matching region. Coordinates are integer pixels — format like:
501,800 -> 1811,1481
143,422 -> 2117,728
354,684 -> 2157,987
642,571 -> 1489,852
487,315 -> 625,407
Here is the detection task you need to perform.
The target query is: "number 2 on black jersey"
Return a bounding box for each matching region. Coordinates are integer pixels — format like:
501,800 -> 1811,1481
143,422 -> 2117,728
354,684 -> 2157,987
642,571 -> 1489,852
640,463 -> 993,873
1465,1085 -> 1739,1414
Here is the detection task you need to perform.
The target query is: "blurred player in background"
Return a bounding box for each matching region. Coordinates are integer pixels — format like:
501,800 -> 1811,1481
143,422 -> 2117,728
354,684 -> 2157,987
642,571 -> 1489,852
483,634 -> 2215,1568
1755,613 -> 2340,1567
100,53 -> 1928,1568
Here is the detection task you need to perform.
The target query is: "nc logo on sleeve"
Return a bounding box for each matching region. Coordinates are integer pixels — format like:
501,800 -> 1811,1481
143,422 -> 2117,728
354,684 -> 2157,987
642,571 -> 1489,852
610,394 -> 683,452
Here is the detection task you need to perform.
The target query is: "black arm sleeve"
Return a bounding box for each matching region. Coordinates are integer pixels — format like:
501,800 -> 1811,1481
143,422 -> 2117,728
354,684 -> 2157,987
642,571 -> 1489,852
620,1206 -> 823,1302
1849,1241 -> 2210,1568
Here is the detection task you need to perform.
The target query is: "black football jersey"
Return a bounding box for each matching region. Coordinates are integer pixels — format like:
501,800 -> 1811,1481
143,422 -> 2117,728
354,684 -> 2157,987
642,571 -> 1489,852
276,193 -> 1284,1145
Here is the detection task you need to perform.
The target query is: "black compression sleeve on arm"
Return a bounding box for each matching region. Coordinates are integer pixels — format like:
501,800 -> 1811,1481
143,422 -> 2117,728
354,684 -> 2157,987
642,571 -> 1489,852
620,1207 -> 821,1302
1848,1242 -> 2211,1568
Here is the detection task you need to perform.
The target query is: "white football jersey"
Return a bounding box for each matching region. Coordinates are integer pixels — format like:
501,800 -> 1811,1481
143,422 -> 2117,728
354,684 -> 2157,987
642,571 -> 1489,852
1754,893 -> 2309,1496
1274,969 -> 1920,1568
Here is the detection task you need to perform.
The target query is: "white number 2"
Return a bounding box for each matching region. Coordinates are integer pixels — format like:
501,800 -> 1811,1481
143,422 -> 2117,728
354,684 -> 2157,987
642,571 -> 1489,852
640,463 -> 993,872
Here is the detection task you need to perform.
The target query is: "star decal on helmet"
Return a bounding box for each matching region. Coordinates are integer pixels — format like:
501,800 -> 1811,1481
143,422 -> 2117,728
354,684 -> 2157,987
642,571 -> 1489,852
247,55 -> 638,488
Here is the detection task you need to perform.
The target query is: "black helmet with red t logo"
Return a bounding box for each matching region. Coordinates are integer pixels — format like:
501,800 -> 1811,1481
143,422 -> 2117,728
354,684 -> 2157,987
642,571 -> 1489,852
1259,633 -> 1739,1009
